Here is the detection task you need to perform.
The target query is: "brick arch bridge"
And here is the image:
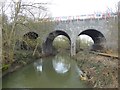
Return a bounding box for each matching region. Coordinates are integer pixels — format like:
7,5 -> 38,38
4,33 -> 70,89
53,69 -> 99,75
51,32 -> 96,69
16,16 -> 118,56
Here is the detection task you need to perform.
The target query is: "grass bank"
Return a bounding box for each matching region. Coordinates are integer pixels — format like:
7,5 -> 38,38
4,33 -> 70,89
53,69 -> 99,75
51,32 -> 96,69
75,50 -> 118,88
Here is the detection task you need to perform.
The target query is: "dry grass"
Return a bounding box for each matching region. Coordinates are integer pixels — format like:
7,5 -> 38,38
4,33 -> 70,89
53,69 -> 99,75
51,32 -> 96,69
75,50 -> 118,88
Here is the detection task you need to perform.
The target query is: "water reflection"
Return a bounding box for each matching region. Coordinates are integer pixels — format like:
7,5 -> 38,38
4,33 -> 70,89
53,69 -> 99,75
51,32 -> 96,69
33,54 -> 85,81
34,54 -> 71,74
2,53 -> 87,88
52,55 -> 71,74
34,58 -> 43,72
75,65 -> 84,76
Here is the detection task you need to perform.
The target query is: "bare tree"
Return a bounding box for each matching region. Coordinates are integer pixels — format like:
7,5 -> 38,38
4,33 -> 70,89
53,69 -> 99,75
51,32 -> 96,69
2,0 -> 50,63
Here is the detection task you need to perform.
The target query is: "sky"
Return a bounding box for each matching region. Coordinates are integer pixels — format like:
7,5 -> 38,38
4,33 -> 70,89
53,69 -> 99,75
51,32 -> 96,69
49,0 -> 119,17
1,0 -> 120,17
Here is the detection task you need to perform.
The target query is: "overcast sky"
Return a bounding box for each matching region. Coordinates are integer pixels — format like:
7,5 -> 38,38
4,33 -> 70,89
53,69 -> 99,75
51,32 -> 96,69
49,0 -> 119,17
1,0 -> 120,17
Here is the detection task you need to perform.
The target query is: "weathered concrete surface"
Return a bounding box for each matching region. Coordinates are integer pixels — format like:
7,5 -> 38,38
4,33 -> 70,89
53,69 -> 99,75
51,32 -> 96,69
16,17 -> 118,56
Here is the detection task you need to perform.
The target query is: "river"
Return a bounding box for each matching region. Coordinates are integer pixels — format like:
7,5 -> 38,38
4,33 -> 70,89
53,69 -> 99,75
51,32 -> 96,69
2,53 -> 88,88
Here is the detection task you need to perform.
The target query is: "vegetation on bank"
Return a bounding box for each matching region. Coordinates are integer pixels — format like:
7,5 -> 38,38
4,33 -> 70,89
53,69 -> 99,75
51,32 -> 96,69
75,50 -> 118,88
1,0 -> 52,74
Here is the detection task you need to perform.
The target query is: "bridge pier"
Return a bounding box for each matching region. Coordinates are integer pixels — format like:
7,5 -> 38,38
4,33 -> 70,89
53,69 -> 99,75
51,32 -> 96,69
70,38 -> 76,56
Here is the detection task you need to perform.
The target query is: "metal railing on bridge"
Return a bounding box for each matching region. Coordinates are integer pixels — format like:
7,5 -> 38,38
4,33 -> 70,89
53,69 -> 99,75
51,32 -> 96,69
36,13 -> 117,22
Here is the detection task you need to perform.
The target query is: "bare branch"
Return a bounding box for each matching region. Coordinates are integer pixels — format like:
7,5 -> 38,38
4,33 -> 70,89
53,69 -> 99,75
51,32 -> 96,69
3,2 -> 12,13
22,3 -> 47,11
9,0 -> 22,46
22,7 -> 35,21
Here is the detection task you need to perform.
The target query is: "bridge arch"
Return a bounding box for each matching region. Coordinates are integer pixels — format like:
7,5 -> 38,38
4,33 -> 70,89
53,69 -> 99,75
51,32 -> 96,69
42,30 -> 71,55
21,31 -> 39,50
23,32 -> 39,39
78,29 -> 106,51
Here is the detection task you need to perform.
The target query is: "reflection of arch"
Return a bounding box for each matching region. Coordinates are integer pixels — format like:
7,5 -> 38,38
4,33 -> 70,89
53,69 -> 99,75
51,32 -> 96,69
52,55 -> 71,74
43,30 -> 71,55
78,29 -> 106,51
21,32 -> 39,50
42,55 -> 71,83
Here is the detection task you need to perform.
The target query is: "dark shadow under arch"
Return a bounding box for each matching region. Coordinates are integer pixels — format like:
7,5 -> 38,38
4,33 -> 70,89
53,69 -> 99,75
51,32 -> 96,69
21,32 -> 39,50
78,29 -> 106,51
23,32 -> 39,39
43,30 -> 71,55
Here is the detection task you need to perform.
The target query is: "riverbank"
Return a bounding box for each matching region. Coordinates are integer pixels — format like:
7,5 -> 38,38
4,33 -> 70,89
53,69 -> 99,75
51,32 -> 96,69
2,49 -> 118,88
2,50 -> 43,77
75,50 -> 118,88
2,52 -> 88,88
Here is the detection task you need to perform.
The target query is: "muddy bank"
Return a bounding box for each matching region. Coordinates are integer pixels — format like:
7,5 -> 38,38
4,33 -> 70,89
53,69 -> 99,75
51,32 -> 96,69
75,50 -> 118,88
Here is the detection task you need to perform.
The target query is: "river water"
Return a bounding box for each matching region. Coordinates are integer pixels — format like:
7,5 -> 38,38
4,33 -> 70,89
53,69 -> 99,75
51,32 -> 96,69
2,53 -> 87,88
